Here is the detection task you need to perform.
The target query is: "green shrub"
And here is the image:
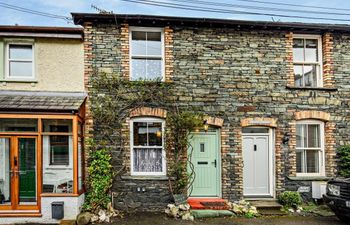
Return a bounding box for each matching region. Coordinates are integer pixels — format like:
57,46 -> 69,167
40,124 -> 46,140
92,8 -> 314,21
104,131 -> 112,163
278,191 -> 302,208
83,139 -> 113,212
244,211 -> 256,218
338,145 -> 350,177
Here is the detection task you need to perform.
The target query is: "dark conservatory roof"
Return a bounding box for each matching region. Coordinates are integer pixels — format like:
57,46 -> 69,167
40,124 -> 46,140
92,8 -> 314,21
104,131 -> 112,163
72,13 -> 350,33
0,91 -> 86,113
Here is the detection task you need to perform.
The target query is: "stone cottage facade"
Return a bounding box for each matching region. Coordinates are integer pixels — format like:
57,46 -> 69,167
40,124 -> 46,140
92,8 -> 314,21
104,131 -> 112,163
73,13 -> 350,211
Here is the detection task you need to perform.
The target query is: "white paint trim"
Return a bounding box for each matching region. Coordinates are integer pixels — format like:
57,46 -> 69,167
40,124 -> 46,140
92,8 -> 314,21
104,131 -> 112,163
129,26 -> 165,81
292,34 -> 323,87
130,117 -> 166,176
242,127 -> 275,198
296,120 -> 325,177
5,42 -> 36,81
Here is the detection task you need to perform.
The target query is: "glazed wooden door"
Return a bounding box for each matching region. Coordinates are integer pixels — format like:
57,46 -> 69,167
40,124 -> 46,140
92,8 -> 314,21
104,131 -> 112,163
0,136 -> 38,211
18,138 -> 37,202
0,137 -> 11,209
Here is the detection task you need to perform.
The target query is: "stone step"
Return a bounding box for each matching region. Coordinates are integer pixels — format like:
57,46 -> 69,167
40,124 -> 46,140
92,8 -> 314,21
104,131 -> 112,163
249,200 -> 283,210
191,209 -> 234,218
248,200 -> 285,216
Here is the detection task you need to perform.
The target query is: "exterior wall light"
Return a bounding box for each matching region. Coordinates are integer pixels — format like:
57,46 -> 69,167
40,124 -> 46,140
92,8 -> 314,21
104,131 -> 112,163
203,120 -> 209,132
282,132 -> 290,145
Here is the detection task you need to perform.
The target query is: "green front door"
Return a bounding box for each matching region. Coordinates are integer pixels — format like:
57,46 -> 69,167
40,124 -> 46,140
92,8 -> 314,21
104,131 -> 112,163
0,136 -> 38,211
18,138 -> 36,202
188,132 -> 220,197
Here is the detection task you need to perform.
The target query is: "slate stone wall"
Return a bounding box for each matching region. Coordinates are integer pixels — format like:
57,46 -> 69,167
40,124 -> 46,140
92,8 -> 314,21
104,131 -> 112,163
83,22 -> 350,211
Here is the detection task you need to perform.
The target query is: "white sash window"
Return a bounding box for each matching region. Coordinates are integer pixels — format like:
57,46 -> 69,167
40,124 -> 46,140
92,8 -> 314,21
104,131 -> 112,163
296,120 -> 325,176
130,27 -> 164,81
293,35 -> 322,87
130,118 -> 166,176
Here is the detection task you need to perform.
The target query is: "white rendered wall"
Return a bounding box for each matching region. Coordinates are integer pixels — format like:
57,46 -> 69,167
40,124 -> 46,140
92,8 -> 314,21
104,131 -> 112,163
0,194 -> 84,224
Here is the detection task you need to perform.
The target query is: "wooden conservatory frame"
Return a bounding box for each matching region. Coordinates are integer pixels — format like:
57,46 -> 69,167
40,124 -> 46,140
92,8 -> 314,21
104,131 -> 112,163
0,112 -> 85,216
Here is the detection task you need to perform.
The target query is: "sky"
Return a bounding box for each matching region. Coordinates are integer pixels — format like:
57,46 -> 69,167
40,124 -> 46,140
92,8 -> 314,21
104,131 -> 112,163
1,0 -> 350,27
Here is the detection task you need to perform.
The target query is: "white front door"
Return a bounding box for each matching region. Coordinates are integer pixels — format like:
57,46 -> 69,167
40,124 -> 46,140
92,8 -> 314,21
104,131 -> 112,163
243,134 -> 271,197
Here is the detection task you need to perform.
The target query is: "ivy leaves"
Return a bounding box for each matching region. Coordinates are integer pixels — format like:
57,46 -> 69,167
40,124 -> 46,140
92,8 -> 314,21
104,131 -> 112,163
86,71 -> 206,208
338,145 -> 350,177
83,140 -> 113,212
166,111 -> 203,194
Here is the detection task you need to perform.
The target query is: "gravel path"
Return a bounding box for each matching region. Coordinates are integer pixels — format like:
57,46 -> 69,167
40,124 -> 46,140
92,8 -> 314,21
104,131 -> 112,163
109,213 -> 347,225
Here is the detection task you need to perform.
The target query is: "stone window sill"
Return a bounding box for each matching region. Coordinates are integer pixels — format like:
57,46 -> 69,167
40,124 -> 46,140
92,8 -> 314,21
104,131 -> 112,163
121,175 -> 174,181
287,176 -> 331,181
0,79 -> 38,83
286,86 -> 337,91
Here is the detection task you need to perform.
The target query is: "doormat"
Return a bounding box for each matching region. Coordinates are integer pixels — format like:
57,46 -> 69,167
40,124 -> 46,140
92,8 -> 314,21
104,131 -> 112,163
200,201 -> 230,210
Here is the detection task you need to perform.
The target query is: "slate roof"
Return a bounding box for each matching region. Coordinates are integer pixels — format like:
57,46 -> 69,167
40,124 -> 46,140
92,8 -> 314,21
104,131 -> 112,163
0,91 -> 86,113
72,13 -> 350,32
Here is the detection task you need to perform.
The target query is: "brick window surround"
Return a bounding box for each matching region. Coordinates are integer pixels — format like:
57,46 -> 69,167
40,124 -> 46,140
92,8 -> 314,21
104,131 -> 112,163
121,24 -> 174,82
288,111 -> 336,177
129,107 -> 167,118
123,107 -> 168,176
286,32 -> 335,88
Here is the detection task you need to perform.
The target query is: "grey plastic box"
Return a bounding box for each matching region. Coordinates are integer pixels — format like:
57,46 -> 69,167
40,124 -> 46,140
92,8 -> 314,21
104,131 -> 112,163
51,201 -> 64,219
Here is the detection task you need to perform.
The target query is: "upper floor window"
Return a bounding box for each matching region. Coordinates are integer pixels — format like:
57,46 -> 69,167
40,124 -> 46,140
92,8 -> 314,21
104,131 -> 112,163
6,43 -> 34,80
296,120 -> 325,176
130,27 -> 164,81
293,35 -> 322,87
130,118 -> 165,175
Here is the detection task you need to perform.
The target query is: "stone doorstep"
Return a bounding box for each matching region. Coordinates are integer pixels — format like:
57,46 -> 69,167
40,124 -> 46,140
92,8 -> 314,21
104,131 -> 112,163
248,200 -> 286,216
249,200 -> 283,210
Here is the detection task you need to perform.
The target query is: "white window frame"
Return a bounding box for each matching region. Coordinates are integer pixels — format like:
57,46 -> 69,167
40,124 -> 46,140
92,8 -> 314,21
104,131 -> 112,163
293,34 -> 323,87
296,120 -> 325,177
5,42 -> 35,80
130,117 -> 166,176
129,27 -> 165,81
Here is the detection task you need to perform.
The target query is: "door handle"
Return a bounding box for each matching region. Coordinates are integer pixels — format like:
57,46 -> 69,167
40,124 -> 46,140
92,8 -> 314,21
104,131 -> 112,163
18,171 -> 27,175
254,145 -> 257,151
213,159 -> 217,168
10,170 -> 19,177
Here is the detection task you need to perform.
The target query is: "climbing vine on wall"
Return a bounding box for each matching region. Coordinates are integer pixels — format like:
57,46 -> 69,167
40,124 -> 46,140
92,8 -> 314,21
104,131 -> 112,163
84,71 -> 204,210
83,139 -> 113,212
166,111 -> 203,195
337,145 -> 350,177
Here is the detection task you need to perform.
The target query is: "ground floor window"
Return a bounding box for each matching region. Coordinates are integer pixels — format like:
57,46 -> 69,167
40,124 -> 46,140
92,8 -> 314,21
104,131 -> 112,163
43,119 -> 74,194
296,120 -> 324,176
130,117 -> 165,176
